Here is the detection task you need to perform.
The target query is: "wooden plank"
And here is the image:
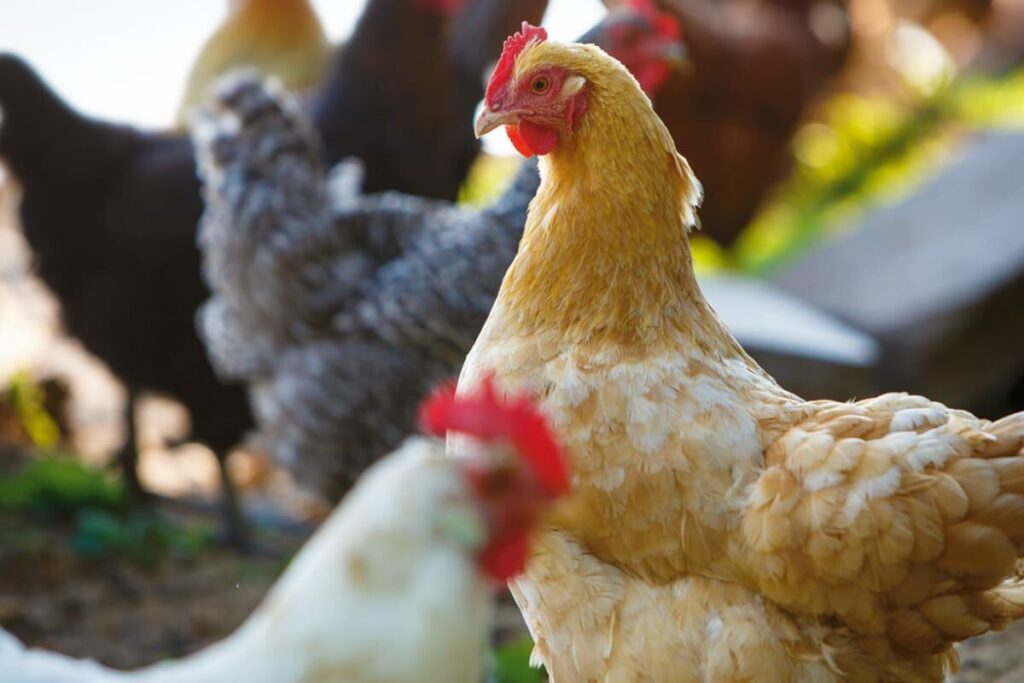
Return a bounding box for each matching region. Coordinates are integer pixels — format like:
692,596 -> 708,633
773,132 -> 1024,411
701,276 -> 881,399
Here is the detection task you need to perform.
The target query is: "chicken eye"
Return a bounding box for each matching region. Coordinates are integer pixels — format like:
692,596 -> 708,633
531,76 -> 551,94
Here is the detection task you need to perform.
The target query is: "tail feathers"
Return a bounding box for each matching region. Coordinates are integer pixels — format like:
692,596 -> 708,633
192,70 -> 342,368
191,69 -> 320,181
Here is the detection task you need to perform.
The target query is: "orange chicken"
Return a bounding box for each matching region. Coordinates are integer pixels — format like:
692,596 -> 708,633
175,0 -> 330,126
460,24 -> 1024,681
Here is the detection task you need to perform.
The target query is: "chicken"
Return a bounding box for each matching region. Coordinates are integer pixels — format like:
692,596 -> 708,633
459,24 -> 1024,681
0,0 -> 540,528
0,380 -> 570,683
175,0 -> 331,128
0,53 -> 252,539
194,7 -> 686,500
616,0 -> 852,246
309,0 -> 547,200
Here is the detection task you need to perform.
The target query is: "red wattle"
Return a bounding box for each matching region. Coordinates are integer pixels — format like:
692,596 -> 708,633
505,125 -> 536,158
505,121 -> 559,158
518,120 -> 559,156
479,532 -> 530,583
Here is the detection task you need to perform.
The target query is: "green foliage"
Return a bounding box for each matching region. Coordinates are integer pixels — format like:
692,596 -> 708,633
0,456 -> 211,567
5,371 -> 61,450
0,456 -> 123,514
72,508 -> 213,569
732,65 -> 1024,274
953,68 -> 1024,128
491,636 -> 546,683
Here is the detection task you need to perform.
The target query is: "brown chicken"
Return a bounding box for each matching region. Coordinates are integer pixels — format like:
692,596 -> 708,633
609,0 -> 851,245
460,25 -> 1024,681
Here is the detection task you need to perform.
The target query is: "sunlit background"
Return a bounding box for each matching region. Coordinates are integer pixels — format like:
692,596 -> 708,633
0,0 -> 607,154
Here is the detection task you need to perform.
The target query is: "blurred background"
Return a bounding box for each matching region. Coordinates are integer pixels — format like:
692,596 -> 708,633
1,0 -> 1023,681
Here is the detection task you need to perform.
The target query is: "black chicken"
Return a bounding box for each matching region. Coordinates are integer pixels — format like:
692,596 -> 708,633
313,0 -> 548,199
195,8 -> 686,499
0,55 -> 251,538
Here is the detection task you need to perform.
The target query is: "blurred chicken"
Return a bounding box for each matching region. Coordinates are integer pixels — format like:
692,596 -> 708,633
609,0 -> 851,245
195,8 -> 685,500
459,25 -> 1024,681
0,0 -> 543,531
309,0 -> 547,200
0,381 -> 570,683
0,53 -> 252,540
175,0 -> 331,128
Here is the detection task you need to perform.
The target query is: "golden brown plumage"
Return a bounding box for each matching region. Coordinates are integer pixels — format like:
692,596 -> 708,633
175,0 -> 329,127
459,27 -> 1024,682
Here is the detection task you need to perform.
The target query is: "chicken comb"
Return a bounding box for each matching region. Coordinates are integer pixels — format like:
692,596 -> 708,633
627,0 -> 682,39
485,22 -> 549,107
419,375 -> 569,497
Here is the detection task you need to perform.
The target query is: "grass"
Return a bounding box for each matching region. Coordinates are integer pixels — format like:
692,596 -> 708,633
0,454 -> 212,568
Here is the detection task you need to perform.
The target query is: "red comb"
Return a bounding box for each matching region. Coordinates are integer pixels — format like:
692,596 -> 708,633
485,22 -> 549,108
419,375 -> 569,497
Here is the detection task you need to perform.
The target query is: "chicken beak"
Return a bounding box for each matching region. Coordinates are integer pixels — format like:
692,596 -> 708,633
474,107 -> 518,139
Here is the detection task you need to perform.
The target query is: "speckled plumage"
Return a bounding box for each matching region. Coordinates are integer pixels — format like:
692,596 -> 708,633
194,74 -> 538,499
459,36 -> 1024,682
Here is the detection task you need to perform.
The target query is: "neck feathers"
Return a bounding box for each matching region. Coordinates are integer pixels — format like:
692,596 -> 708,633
499,56 -> 708,351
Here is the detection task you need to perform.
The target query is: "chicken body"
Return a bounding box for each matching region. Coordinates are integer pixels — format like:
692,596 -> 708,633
196,73 -> 539,498
0,438 -> 494,683
0,54 -> 252,499
460,33 -> 1024,681
175,0 -> 331,127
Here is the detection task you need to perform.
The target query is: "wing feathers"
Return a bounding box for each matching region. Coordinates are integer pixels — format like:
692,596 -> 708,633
747,394 -> 1024,655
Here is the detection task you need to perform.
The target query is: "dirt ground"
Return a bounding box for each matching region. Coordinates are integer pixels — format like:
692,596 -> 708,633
0,501 -> 305,670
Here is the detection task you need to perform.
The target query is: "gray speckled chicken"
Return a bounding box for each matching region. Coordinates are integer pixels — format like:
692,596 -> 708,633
194,8 -> 685,500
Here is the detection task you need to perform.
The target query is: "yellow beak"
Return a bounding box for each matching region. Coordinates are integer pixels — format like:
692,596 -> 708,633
474,107 -> 519,138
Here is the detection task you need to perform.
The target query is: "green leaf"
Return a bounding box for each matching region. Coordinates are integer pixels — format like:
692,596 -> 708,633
0,457 -> 123,514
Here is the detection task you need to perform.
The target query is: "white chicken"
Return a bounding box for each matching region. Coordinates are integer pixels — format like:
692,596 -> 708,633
0,380 -> 569,683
